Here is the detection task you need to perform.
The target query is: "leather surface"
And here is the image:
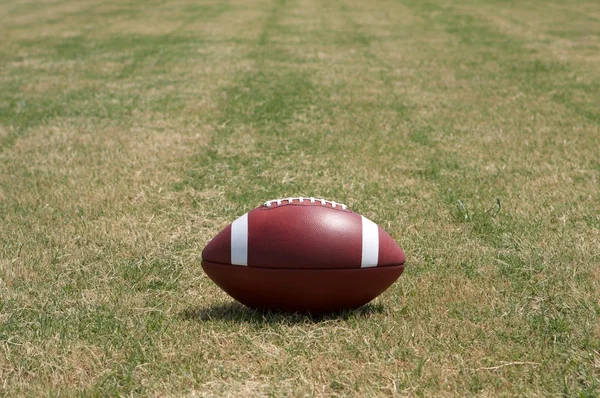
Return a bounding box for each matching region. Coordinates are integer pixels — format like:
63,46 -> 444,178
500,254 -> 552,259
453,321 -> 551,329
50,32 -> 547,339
202,260 -> 405,313
378,226 -> 406,266
248,205 -> 362,268
201,202 -> 406,269
202,224 -> 231,265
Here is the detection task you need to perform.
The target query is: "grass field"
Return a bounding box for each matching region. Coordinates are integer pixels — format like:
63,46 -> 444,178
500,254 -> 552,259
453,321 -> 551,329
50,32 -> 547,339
1,0 -> 599,395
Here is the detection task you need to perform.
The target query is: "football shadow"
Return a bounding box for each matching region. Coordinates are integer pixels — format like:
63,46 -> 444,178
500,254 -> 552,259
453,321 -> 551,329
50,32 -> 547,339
179,301 -> 385,324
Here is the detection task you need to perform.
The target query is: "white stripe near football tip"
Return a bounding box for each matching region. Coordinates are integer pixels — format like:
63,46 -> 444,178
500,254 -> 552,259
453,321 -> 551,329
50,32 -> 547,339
230,213 -> 249,266
361,216 -> 379,268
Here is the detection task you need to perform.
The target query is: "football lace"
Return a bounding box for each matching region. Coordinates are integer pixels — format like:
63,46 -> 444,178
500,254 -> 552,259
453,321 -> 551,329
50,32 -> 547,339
263,197 -> 347,210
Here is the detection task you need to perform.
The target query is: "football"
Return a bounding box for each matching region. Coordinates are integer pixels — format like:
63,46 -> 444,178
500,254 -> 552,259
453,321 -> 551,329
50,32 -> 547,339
201,197 -> 406,313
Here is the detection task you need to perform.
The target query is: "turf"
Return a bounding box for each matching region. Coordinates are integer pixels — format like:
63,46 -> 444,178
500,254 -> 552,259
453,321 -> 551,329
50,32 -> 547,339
1,0 -> 599,396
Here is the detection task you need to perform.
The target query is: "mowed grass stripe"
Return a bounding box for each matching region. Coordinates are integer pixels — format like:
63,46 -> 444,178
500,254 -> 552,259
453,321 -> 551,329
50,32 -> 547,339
181,0 -> 340,211
411,0 -> 600,126
0,1 -> 238,154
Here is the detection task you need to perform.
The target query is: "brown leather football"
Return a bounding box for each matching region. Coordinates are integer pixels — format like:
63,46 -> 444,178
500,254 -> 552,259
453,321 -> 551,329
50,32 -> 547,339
201,197 -> 406,313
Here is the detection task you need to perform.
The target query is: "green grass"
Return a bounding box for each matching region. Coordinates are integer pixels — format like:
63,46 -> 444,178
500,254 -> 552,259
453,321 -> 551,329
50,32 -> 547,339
1,0 -> 599,395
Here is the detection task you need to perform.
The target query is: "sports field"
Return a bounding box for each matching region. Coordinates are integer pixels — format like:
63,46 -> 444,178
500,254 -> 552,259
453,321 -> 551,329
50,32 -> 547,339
1,0 -> 599,396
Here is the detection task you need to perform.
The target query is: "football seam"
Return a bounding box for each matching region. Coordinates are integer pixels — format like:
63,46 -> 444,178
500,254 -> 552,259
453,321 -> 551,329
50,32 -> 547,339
264,197 -> 347,209
258,203 -> 351,212
200,260 -> 405,269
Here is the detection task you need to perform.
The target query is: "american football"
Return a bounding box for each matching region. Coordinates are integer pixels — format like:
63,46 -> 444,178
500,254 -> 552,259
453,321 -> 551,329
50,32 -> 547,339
201,197 -> 406,313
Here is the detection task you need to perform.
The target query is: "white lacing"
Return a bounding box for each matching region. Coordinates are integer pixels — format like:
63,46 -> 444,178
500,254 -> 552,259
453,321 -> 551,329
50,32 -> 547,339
264,197 -> 347,210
